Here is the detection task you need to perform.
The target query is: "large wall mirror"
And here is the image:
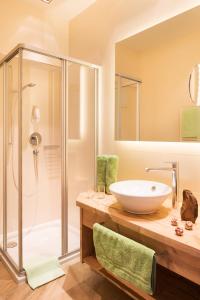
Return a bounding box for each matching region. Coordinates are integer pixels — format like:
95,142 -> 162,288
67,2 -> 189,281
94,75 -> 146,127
115,6 -> 200,142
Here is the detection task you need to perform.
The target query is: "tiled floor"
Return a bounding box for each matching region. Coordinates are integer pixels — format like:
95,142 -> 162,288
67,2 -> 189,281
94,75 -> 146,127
0,258 -> 132,300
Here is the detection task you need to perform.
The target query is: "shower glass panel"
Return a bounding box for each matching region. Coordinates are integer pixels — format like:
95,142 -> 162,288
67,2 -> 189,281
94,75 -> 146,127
21,50 -> 62,264
68,63 -> 96,253
0,66 -> 3,248
6,56 -> 20,267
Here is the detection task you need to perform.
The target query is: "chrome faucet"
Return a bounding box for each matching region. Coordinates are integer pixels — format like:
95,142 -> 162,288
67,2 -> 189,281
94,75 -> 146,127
145,162 -> 179,209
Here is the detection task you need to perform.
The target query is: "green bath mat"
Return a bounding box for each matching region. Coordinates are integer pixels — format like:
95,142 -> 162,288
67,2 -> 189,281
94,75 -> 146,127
24,256 -> 65,289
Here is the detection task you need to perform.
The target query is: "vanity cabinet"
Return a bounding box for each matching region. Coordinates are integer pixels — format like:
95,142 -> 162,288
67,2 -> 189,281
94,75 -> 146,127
76,194 -> 200,300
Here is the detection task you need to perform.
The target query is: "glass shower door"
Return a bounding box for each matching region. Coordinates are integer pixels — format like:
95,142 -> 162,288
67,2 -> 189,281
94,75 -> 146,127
21,51 -> 62,264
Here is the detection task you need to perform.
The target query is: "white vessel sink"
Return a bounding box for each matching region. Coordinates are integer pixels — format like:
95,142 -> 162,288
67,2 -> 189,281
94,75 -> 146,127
109,180 -> 172,214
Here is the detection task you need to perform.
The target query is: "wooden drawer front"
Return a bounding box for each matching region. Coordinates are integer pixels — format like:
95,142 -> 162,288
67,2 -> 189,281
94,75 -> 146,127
82,208 -> 108,228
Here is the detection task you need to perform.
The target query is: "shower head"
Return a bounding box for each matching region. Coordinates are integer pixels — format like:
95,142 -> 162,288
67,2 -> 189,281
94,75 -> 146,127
12,82 -> 36,93
22,82 -> 36,91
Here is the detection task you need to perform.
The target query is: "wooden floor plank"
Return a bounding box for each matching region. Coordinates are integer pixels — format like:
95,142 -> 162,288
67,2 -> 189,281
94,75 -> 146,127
0,258 -> 132,300
0,258 -> 199,300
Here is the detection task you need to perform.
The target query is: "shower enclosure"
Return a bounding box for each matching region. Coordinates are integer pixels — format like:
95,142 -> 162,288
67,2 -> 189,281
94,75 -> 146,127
0,44 -> 99,278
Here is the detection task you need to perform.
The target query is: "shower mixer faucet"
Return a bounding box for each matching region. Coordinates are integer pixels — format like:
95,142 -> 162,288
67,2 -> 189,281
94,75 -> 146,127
30,132 -> 42,154
30,132 -> 42,179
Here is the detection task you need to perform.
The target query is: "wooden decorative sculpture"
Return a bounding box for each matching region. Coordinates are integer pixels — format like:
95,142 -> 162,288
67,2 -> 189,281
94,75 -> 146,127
181,190 -> 198,223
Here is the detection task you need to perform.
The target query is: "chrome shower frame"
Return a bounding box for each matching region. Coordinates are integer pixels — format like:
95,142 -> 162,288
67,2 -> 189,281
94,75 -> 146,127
0,44 -> 100,279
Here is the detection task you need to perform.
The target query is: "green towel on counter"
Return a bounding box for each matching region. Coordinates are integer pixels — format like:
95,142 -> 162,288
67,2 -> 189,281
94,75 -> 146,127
24,256 -> 65,289
96,155 -> 119,194
181,107 -> 200,139
97,155 -> 108,186
93,223 -> 156,295
105,155 -> 119,194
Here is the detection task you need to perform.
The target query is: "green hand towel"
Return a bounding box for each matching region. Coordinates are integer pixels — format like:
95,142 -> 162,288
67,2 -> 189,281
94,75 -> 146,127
106,155 -> 119,194
181,107 -> 200,139
93,223 -> 156,295
97,155 -> 108,186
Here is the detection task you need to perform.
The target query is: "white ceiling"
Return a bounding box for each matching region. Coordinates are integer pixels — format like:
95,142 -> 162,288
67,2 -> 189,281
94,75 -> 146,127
26,0 -> 96,21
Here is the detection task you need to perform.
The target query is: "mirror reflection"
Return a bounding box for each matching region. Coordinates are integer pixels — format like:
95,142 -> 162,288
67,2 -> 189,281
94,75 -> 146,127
115,6 -> 200,142
189,64 -> 200,106
115,73 -> 141,140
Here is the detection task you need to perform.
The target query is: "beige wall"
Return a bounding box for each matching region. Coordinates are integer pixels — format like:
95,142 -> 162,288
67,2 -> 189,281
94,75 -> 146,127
0,0 -> 69,56
69,0 -> 200,201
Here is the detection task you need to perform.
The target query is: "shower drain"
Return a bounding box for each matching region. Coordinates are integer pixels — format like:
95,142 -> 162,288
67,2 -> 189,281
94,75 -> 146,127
7,241 -> 17,248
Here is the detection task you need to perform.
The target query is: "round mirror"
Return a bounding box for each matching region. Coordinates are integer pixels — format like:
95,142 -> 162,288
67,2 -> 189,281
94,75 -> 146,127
189,64 -> 200,105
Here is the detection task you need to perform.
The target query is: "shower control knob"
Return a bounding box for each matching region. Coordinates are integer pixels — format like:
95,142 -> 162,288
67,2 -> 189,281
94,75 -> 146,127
29,132 -> 42,148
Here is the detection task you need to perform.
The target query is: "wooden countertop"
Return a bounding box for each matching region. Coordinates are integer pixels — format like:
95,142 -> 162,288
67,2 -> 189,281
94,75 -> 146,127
77,193 -> 200,258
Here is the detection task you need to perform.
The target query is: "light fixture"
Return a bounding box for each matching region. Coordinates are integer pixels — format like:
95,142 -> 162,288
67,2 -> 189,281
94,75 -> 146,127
41,0 -> 53,3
